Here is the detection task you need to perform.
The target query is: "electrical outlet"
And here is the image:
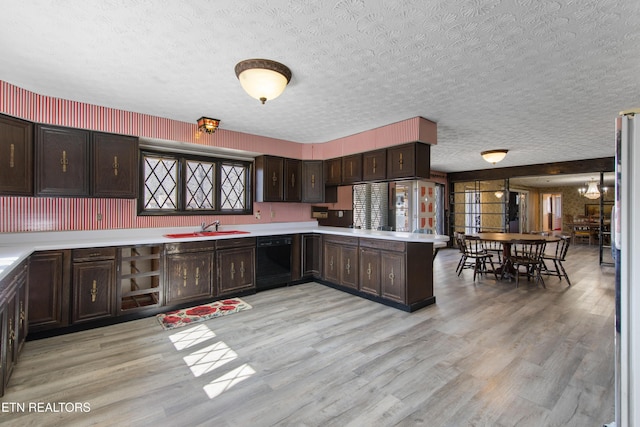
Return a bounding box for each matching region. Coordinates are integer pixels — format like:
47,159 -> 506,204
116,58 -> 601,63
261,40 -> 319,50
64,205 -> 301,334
271,210 -> 275,218
255,210 -> 261,220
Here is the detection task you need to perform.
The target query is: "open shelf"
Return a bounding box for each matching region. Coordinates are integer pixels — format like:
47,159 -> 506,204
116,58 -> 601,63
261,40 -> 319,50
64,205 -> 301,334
118,245 -> 163,313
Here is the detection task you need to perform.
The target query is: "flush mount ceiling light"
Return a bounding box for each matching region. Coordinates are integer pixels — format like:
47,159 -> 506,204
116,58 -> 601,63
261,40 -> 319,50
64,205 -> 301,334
494,190 -> 504,198
197,117 -> 220,134
481,149 -> 509,164
235,58 -> 292,104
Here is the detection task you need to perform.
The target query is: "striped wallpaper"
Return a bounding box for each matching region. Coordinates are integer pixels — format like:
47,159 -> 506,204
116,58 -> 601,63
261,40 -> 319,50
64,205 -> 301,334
0,80 -> 438,233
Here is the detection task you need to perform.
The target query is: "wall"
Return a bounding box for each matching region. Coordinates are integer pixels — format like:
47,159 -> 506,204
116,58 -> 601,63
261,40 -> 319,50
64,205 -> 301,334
0,80 -> 440,233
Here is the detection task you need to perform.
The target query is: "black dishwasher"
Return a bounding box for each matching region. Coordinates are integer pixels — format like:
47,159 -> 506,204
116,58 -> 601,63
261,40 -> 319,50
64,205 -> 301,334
256,235 -> 292,290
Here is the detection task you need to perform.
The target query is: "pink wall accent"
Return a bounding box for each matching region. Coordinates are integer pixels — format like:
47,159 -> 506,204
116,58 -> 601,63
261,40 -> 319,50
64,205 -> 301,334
0,80 -> 440,233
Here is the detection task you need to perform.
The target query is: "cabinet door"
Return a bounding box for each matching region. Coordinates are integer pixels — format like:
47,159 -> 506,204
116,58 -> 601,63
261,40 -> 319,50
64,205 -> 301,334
323,242 -> 340,283
359,248 -> 381,296
340,245 -> 358,289
4,294 -> 17,385
0,114 -> 33,195
166,253 -> 213,304
301,160 -> 323,203
324,158 -> 342,186
35,124 -> 90,196
15,275 -> 28,355
92,132 -> 138,198
386,143 -> 430,180
381,251 -> 406,303
255,155 -> 284,202
341,154 -> 362,184
217,247 -> 255,295
302,234 -> 322,277
283,158 -> 301,202
72,260 -> 116,323
362,149 -> 386,181
28,251 -> 71,332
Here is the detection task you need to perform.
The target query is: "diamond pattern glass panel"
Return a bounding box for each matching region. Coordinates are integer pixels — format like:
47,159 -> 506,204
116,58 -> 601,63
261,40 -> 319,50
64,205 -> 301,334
186,161 -> 215,210
143,156 -> 178,210
220,164 -> 247,210
352,183 -> 388,230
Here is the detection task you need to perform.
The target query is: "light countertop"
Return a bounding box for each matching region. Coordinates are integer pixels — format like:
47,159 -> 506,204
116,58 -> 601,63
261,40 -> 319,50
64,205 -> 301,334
0,221 -> 449,281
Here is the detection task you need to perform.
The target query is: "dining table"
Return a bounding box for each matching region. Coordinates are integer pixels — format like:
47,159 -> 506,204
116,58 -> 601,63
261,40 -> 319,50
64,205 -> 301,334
470,232 -> 562,281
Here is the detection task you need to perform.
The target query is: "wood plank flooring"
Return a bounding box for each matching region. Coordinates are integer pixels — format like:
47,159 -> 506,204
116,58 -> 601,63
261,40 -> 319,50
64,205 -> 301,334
1,244 -> 615,426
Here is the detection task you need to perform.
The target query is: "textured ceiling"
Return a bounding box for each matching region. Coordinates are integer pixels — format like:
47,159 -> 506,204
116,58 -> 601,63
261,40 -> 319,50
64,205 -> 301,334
1,0 -> 639,173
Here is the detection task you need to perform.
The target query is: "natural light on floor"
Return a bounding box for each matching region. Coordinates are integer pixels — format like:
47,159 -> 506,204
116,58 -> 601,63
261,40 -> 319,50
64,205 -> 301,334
168,323 -> 255,399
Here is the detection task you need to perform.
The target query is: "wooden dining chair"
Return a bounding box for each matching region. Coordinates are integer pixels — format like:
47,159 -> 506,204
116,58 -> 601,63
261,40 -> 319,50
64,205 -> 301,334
482,240 -> 503,264
541,235 -> 571,286
458,235 -> 499,281
511,240 -> 547,287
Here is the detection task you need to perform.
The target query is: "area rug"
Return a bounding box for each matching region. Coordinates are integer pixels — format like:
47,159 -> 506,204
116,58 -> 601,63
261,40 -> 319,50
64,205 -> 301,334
156,298 -> 252,330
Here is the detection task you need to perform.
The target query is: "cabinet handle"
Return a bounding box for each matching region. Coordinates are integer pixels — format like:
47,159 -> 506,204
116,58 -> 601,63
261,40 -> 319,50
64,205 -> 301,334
311,174 -> 315,189
272,172 -> 278,187
183,267 -> 188,287
389,268 -> 395,286
240,261 -> 245,278
113,155 -> 119,176
330,164 -> 334,179
90,280 -> 97,302
291,173 -> 295,188
346,258 -> 351,275
399,153 -> 403,170
9,143 -> 15,168
350,161 -> 353,176
61,150 -> 68,172
195,267 -> 200,286
230,262 -> 235,280
19,301 -> 25,327
372,157 -> 376,174
367,263 -> 372,280
329,256 -> 334,271
8,319 -> 15,346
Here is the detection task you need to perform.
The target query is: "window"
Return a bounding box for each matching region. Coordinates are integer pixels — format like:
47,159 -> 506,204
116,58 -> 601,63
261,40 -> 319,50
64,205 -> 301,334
139,151 -> 252,215
353,182 -> 389,230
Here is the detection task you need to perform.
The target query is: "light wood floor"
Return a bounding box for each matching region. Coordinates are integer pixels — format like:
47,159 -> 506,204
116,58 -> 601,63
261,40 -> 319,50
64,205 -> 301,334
2,245 -> 615,426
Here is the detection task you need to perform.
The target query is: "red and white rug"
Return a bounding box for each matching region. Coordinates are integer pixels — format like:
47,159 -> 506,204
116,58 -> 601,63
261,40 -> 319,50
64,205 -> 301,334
156,298 -> 252,330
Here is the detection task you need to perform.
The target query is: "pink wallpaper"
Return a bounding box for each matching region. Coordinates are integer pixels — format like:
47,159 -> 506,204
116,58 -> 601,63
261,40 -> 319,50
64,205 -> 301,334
0,80 -> 438,233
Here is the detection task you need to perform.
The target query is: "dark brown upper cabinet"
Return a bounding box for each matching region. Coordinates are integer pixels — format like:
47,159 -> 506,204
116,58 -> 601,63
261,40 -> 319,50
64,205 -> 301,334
35,124 -> 90,197
255,155 -> 284,202
341,153 -> 362,184
386,142 -> 430,180
324,158 -> 342,186
301,160 -> 324,203
0,114 -> 33,196
283,158 -> 301,202
362,149 -> 386,181
92,132 -> 138,198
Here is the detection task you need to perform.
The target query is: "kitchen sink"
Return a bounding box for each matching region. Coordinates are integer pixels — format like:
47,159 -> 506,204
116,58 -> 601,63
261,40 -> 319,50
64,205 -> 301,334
164,230 -> 250,238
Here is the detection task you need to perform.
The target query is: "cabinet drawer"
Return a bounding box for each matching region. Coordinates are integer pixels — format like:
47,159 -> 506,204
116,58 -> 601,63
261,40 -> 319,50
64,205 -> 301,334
323,234 -> 356,246
359,238 -> 405,252
72,247 -> 117,261
216,237 -> 256,249
165,241 -> 215,254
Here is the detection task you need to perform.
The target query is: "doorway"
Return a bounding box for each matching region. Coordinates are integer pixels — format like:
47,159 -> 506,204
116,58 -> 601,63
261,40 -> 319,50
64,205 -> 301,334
542,193 -> 562,233
508,190 -> 529,233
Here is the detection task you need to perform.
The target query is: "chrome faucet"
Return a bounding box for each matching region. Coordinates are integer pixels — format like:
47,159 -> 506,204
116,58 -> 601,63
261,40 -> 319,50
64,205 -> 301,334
201,220 -> 220,232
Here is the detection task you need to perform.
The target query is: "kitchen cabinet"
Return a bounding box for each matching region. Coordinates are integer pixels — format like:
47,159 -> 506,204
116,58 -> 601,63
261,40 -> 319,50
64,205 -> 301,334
324,158 -> 342,186
380,250 -> 406,303
323,235 -> 358,290
358,246 -> 381,296
216,238 -> 255,295
301,160 -> 324,203
0,113 -> 33,196
341,153 -> 362,184
118,244 -> 163,313
386,142 -> 430,180
0,260 -> 27,397
255,155 -> 284,202
362,149 -> 386,181
165,241 -> 215,304
35,124 -> 90,197
92,132 -> 139,198
302,233 -> 322,278
283,158 -> 301,202
28,250 -> 71,333
71,248 -> 116,324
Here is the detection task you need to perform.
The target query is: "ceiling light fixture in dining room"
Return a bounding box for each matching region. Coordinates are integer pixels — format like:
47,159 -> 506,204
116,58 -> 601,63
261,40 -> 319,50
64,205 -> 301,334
197,117 -> 220,134
235,59 -> 292,104
494,190 -> 504,198
481,149 -> 508,164
579,179 -> 602,200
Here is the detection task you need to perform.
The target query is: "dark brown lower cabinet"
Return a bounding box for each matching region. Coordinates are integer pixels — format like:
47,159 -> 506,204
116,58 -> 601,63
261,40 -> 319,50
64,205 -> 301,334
359,247 -> 381,296
323,241 -> 340,284
323,235 -> 358,289
1,261 -> 28,397
72,248 -> 116,324
216,238 -> 255,296
302,233 -> 322,278
380,250 -> 406,303
165,242 -> 215,305
28,250 -> 71,332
